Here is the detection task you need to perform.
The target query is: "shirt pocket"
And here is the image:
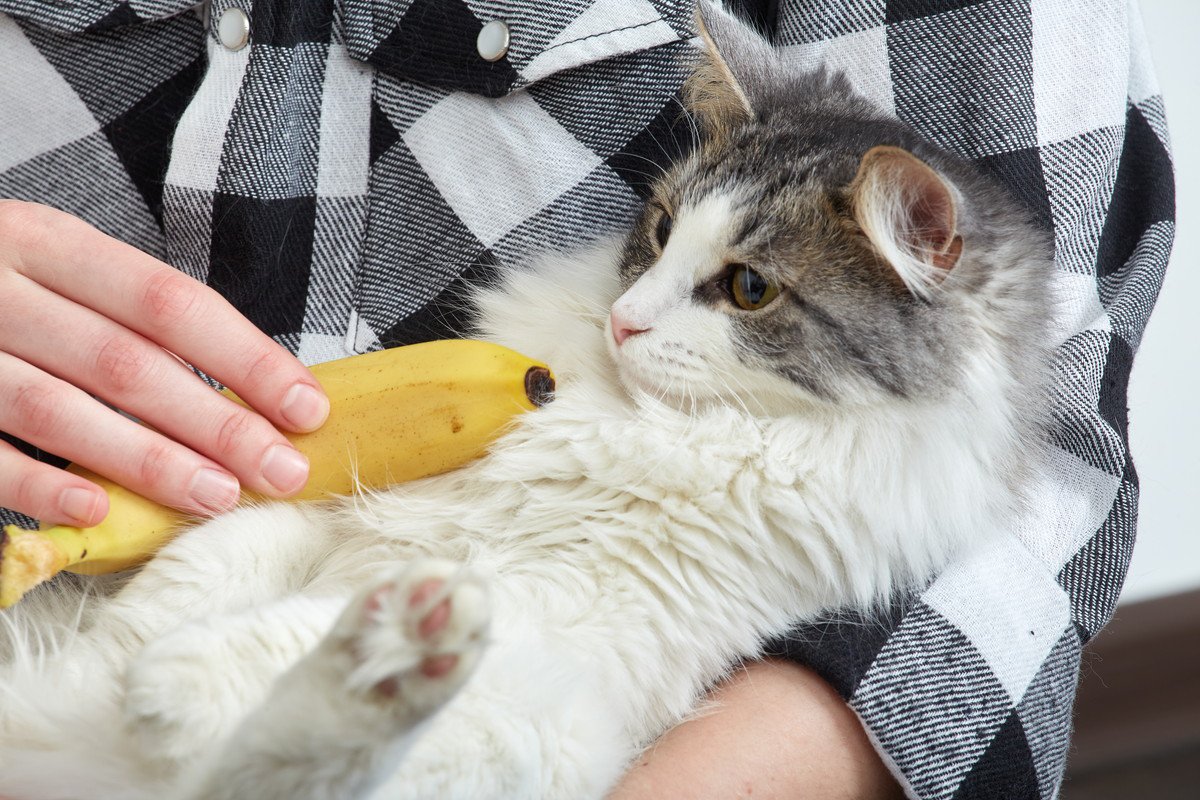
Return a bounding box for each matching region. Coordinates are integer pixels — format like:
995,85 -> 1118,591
338,0 -> 691,98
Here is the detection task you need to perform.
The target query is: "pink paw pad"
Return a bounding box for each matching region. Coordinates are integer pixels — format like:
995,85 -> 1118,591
346,562 -> 488,706
406,579 -> 460,679
359,579 -> 459,696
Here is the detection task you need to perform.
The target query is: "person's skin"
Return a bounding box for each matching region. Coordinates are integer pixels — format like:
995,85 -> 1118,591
0,200 -> 330,525
611,659 -> 906,800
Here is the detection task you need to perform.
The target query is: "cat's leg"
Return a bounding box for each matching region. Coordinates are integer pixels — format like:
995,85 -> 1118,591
374,621 -> 633,800
178,558 -> 489,800
90,503 -> 343,651
0,503 -> 350,787
123,591 -> 348,765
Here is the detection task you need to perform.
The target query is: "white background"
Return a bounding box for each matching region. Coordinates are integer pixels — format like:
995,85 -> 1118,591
1119,0 -> 1199,603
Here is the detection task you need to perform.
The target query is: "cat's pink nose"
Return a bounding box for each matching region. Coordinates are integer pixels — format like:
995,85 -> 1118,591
611,308 -> 649,346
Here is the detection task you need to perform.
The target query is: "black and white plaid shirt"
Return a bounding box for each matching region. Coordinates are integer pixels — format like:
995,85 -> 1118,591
0,2 -> 1174,798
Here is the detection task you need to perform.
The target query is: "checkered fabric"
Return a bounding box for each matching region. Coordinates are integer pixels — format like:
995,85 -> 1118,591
0,2 -> 1174,799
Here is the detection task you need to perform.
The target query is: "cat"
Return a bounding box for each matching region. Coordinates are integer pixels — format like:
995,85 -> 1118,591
0,3 -> 1053,798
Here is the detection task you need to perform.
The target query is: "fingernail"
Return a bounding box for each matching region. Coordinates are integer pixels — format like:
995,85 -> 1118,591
188,468 -> 241,514
260,444 -> 309,495
59,487 -> 101,525
280,382 -> 329,432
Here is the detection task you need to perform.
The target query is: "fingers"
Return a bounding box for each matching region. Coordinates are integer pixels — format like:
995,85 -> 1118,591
0,276 -> 310,500
0,351 -> 245,518
0,201 -> 329,434
0,438 -> 109,527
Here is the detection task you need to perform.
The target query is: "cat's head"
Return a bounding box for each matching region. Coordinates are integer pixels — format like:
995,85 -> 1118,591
607,2 -> 1051,416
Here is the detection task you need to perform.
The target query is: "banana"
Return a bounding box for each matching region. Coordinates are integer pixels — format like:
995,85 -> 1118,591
0,340 -> 555,608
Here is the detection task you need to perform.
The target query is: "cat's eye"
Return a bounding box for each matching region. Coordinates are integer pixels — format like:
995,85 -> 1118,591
654,210 -> 673,249
729,265 -> 780,310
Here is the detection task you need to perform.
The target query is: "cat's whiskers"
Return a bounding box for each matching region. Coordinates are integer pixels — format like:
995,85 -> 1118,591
555,292 -> 612,319
627,376 -> 702,488
526,269 -> 618,320
704,360 -> 756,417
710,364 -> 758,417
640,124 -> 684,175
611,165 -> 673,188
650,369 -> 677,409
669,95 -> 702,153
612,152 -> 671,182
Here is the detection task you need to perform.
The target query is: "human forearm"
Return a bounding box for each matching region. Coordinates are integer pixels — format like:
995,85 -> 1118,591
610,659 -> 904,800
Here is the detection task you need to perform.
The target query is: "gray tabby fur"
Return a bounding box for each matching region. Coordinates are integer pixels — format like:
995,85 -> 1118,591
624,0 -> 1053,456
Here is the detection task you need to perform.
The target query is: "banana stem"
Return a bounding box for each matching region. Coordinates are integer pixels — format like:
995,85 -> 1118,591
524,367 -> 556,407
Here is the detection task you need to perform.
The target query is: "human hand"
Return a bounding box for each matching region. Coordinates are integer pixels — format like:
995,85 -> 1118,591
0,201 -> 330,526
609,659 -> 903,800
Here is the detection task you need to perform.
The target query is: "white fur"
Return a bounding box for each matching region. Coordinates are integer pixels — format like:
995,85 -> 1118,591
0,235 -> 1028,799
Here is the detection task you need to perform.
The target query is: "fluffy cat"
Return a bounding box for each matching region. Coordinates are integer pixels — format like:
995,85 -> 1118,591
0,4 -> 1052,798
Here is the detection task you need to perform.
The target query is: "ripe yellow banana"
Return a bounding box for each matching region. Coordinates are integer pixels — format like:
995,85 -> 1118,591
0,340 -> 554,608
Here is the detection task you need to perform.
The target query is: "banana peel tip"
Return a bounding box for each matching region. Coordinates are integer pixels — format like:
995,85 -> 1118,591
0,525 -> 69,609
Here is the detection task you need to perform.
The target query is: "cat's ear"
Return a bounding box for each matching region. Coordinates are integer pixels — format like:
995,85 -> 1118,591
684,1 -> 779,141
850,145 -> 964,299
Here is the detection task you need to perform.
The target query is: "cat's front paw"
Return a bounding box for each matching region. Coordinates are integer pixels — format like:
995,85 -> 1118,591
330,559 -> 490,723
